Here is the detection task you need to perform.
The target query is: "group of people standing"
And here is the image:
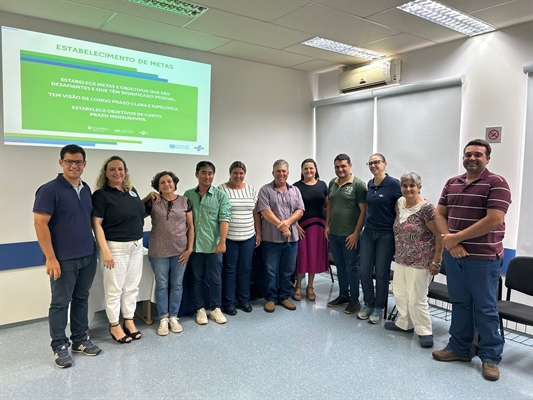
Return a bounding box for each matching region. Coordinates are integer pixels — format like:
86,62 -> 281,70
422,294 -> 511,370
34,138 -> 510,383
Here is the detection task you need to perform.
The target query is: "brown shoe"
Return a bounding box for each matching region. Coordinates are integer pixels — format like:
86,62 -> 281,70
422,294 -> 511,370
482,362 -> 500,381
306,287 -> 316,301
280,299 -> 296,310
292,287 -> 301,301
264,301 -> 275,313
432,348 -> 472,362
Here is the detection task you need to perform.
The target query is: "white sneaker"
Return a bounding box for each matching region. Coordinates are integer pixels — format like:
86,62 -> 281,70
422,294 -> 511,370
169,316 -> 183,333
209,308 -> 227,324
158,317 -> 169,336
196,308 -> 208,325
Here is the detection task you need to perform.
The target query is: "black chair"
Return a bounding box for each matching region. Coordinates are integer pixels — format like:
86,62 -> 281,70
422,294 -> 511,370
427,260 -> 451,320
326,252 -> 335,283
497,256 -> 533,342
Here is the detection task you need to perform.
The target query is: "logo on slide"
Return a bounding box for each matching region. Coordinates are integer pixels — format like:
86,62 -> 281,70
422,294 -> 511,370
169,144 -> 190,150
87,126 -> 109,133
195,145 -> 204,152
138,131 -> 149,136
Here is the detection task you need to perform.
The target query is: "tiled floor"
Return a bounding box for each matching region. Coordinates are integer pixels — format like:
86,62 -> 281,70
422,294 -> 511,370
1,274 -> 532,399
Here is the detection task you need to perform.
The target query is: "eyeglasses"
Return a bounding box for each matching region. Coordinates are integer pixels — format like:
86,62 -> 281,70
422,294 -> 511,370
63,159 -> 85,166
366,160 -> 383,166
166,200 -> 173,220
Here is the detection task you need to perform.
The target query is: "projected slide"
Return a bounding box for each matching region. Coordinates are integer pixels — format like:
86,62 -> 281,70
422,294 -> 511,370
2,26 -> 211,155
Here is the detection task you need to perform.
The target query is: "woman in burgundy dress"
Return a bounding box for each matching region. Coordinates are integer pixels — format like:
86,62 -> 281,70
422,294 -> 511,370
293,159 -> 329,301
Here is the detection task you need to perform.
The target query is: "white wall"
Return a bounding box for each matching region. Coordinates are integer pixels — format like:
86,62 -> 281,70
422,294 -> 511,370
0,12 -> 315,325
317,21 -> 533,252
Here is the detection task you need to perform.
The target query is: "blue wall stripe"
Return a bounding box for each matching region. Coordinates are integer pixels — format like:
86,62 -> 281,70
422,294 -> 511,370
0,232 -> 151,271
0,235 -> 517,273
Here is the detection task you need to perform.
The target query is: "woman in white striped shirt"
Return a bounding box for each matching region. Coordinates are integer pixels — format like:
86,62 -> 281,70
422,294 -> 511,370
218,161 -> 261,315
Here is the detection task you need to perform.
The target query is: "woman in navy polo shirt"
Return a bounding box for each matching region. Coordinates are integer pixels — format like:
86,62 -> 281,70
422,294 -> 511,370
357,153 -> 402,324
92,156 -> 151,344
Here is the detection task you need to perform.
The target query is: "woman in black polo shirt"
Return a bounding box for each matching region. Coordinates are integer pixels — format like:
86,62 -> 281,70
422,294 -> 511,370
92,156 -> 151,343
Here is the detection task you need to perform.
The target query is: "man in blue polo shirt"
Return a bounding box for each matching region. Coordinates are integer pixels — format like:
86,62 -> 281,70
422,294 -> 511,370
33,144 -> 101,368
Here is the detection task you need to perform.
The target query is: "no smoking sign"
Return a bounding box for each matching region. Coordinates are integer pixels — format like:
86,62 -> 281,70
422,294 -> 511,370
485,126 -> 502,143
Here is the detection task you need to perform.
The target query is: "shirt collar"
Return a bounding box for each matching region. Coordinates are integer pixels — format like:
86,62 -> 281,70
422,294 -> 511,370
195,185 -> 215,194
369,173 -> 390,188
57,173 -> 84,188
334,173 -> 354,186
270,180 -> 293,190
459,168 -> 490,183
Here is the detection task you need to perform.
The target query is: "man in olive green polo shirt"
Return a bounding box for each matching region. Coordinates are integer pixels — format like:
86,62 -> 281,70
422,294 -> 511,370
326,154 -> 368,314
184,161 -> 231,326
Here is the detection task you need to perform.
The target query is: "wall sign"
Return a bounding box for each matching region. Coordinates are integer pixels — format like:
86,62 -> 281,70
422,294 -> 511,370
485,126 -> 502,143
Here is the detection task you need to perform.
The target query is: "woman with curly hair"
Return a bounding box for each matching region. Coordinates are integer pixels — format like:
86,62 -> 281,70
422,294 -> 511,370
146,171 -> 194,335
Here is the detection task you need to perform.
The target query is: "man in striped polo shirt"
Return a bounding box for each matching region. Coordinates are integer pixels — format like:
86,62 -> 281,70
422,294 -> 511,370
432,139 -> 511,382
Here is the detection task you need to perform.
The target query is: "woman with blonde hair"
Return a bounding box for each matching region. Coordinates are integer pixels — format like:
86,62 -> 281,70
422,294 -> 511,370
92,156 -> 152,343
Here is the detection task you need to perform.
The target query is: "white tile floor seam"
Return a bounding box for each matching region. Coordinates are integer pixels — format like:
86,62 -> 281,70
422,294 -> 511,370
1,274 -> 532,399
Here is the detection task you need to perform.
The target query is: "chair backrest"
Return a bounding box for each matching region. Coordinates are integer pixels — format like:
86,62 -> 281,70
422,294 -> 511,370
505,256 -> 533,298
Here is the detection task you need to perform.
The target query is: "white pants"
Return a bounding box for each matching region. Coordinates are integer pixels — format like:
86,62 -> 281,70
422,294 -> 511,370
392,262 -> 432,335
100,239 -> 143,323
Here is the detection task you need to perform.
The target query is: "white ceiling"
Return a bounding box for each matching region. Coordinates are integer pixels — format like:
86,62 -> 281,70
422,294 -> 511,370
1,0 -> 532,72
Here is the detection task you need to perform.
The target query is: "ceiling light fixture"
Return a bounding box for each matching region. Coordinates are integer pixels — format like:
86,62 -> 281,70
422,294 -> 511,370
301,37 -> 387,60
126,0 -> 208,18
397,0 -> 495,36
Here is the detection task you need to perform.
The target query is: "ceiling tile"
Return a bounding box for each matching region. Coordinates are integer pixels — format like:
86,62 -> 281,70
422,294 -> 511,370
439,0 -> 515,13
186,8 -> 311,49
0,0 -> 113,28
273,3 -> 400,45
290,58 -> 342,72
196,0 -> 310,22
291,60 -> 343,74
68,0 -> 191,27
369,8 -> 465,43
313,0 -> 406,18
102,14 -> 231,51
283,43 -> 370,64
212,41 -> 313,68
363,33 -> 436,55
472,1 -> 533,28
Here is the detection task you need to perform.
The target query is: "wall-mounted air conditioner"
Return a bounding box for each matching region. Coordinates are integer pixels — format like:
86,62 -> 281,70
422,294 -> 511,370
338,59 -> 401,94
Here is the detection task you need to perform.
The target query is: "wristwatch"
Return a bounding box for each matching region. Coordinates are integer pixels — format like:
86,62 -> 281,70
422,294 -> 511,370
431,261 -> 441,269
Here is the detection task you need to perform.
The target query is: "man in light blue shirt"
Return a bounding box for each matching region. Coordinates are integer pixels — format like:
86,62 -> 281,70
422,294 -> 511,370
184,161 -> 231,325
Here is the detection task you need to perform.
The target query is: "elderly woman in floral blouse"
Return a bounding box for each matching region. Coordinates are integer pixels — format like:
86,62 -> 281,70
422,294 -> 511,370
386,172 -> 443,348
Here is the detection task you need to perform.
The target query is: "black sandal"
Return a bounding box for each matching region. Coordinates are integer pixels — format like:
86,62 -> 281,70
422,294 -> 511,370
109,323 -> 131,344
123,318 -> 142,340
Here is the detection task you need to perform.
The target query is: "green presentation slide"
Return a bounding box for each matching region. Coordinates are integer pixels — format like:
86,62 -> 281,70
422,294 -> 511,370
21,52 -> 198,141
2,26 -> 211,155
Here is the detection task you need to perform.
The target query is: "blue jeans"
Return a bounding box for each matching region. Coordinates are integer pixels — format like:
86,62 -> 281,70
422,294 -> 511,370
222,236 -> 256,309
189,252 -> 222,310
49,253 -> 96,349
444,252 -> 503,364
149,255 -> 187,318
328,234 -> 360,301
359,228 -> 395,309
262,241 -> 298,302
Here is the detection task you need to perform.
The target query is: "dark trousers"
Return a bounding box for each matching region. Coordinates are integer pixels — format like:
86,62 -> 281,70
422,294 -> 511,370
222,236 -> 256,309
189,252 -> 223,310
49,253 -> 96,350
